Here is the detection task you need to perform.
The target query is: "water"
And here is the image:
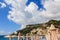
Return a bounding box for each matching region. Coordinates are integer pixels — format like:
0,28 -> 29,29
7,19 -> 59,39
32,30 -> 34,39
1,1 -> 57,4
0,35 -> 17,40
0,35 -> 9,40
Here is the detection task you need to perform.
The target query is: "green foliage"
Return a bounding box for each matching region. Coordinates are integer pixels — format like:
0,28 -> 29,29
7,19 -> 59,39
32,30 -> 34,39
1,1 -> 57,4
12,20 -> 60,35
46,20 -> 60,28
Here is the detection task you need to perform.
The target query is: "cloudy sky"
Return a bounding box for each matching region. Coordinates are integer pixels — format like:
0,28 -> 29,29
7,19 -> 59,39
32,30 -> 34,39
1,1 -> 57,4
0,0 -> 60,35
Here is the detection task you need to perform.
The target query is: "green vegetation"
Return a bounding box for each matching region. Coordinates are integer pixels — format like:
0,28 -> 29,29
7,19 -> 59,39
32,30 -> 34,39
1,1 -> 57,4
11,20 -> 60,36
46,20 -> 60,28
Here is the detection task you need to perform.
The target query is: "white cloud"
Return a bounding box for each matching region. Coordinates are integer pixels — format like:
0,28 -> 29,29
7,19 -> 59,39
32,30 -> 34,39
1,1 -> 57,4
0,2 -> 6,8
42,0 -> 60,20
25,2 -> 38,13
5,0 -> 60,29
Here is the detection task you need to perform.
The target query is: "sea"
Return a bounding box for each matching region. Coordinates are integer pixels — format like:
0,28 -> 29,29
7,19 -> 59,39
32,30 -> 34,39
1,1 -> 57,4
0,35 -> 8,40
0,35 -> 47,40
0,35 -> 18,40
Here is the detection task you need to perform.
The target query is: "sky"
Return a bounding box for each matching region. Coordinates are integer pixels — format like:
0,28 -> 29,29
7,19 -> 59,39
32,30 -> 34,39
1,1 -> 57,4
0,0 -> 60,35
0,0 -> 21,35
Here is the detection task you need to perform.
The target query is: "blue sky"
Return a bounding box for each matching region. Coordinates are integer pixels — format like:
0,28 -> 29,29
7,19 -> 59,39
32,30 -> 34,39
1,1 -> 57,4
0,0 -> 22,35
0,0 -> 60,35
0,0 -> 43,35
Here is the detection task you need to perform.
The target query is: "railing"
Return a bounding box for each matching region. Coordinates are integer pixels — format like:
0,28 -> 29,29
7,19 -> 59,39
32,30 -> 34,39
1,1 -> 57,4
6,35 -> 46,40
5,35 -> 60,40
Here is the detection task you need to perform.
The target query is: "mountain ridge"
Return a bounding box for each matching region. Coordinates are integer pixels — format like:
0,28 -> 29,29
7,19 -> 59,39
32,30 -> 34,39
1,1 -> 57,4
11,20 -> 60,36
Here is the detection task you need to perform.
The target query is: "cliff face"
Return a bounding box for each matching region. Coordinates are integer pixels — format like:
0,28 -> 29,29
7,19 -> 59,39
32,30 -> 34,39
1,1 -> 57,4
11,20 -> 60,36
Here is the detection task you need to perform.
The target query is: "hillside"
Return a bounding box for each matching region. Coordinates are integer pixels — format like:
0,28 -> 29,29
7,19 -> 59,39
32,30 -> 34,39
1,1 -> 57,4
11,20 -> 60,36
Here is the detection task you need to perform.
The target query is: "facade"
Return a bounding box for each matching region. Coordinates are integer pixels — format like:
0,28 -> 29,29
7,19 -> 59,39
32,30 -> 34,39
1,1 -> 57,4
5,24 -> 60,40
